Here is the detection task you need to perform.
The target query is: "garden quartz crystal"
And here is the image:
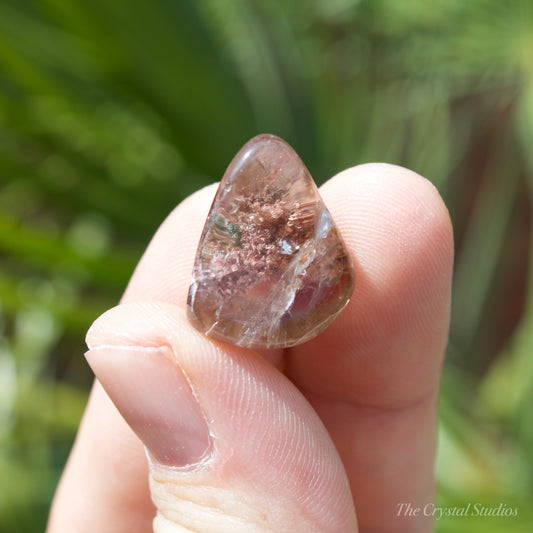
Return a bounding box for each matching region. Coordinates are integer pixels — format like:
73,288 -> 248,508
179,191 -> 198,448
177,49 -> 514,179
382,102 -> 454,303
187,134 -> 355,349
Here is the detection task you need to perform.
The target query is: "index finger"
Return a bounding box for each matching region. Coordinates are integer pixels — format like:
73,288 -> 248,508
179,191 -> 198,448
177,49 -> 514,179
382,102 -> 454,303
288,163 -> 453,531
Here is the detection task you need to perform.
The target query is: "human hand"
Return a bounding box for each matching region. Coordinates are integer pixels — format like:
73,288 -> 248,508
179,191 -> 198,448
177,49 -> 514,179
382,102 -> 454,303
47,162 -> 453,532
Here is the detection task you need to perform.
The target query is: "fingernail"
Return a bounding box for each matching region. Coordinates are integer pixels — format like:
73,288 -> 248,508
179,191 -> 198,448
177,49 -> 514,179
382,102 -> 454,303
85,345 -> 210,467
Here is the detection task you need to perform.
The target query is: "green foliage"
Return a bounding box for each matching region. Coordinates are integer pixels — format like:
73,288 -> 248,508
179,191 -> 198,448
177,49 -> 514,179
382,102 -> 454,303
0,0 -> 532,530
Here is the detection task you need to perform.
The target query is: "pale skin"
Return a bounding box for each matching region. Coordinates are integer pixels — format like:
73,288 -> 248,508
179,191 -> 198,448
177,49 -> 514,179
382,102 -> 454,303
47,163 -> 453,532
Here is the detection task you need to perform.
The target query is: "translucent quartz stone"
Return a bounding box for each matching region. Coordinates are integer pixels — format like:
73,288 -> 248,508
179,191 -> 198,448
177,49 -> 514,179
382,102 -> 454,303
187,134 -> 355,349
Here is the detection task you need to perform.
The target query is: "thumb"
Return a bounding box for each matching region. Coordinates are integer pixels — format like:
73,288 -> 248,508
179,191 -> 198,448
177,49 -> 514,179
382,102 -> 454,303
85,302 -> 357,533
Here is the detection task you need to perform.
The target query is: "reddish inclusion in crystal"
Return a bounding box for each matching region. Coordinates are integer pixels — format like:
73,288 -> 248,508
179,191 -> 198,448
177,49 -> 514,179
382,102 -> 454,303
187,134 -> 355,349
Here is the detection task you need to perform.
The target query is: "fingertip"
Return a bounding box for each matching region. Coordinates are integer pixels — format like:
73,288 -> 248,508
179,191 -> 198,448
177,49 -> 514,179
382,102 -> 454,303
322,162 -> 453,271
291,163 -> 453,406
321,162 -> 453,317
85,301 -> 357,532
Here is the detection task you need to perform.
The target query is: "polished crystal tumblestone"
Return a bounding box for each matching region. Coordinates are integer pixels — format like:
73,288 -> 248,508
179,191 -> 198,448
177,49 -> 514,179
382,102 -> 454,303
187,134 -> 355,349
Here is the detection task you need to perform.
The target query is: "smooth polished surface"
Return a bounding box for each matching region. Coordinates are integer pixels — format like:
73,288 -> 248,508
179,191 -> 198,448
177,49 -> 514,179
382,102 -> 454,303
187,134 -> 355,348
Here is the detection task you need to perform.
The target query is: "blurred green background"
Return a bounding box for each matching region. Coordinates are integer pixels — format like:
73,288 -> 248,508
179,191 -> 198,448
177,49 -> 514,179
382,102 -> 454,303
0,0 -> 532,530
